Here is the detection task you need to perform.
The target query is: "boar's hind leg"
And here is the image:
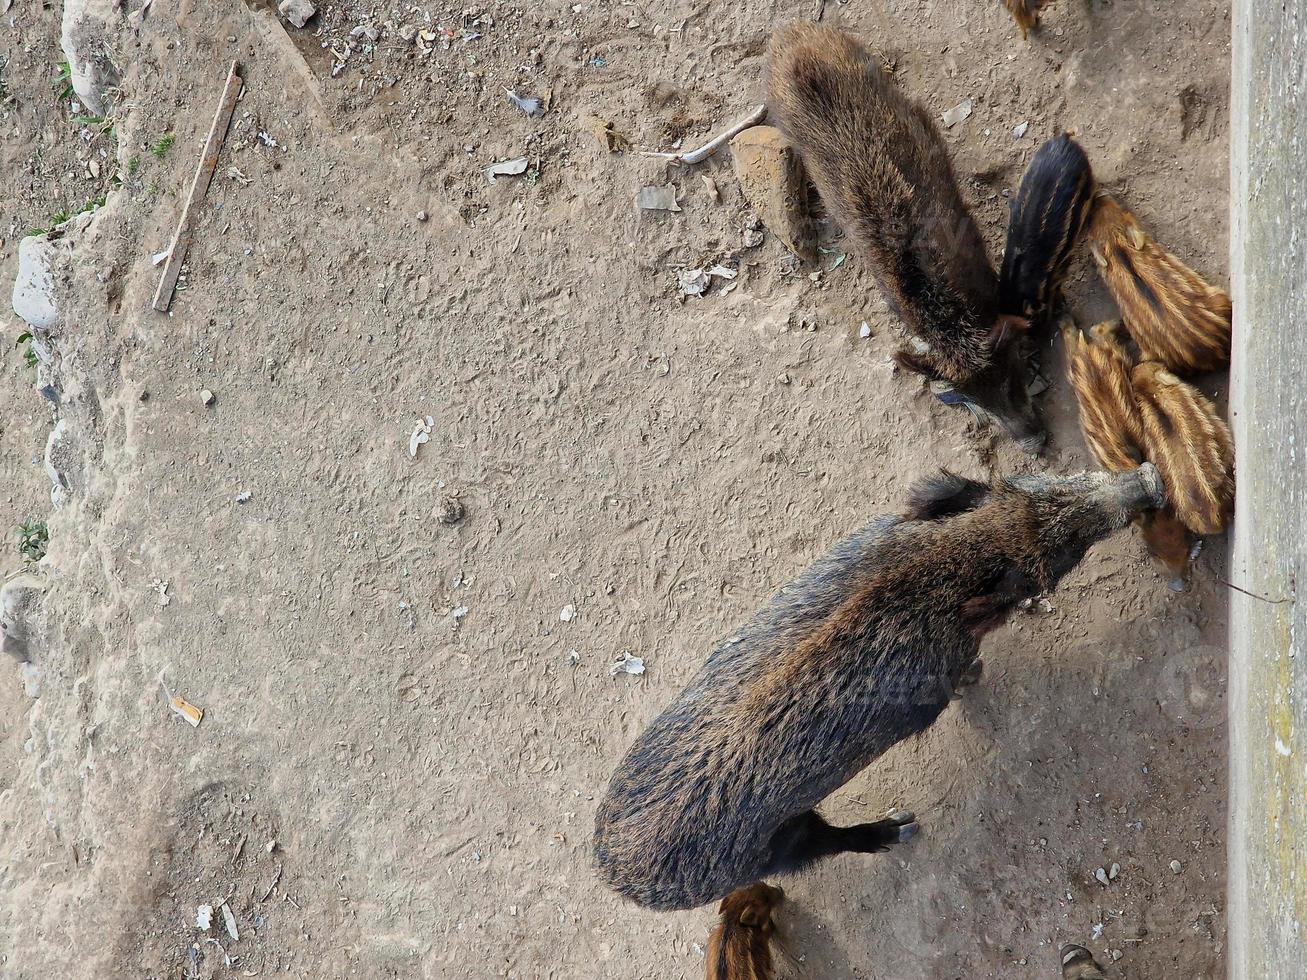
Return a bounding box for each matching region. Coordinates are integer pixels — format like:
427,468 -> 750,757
762,809 -> 918,876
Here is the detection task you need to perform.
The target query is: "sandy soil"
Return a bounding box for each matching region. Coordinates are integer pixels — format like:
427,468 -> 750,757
1,1 -> 1230,977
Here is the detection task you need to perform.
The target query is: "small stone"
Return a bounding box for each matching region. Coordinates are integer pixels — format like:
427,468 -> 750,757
277,0 -> 316,29
200,389 -> 215,406
731,126 -> 814,263
941,99 -> 973,127
1109,862 -> 1121,880
435,496 -> 465,526
1094,867 -> 1110,886
1013,121 -> 1030,139
559,604 -> 576,623
1170,859 -> 1183,874
858,321 -> 872,339
742,226 -> 765,249
1111,950 -> 1123,962
417,210 -> 428,223
776,373 -> 791,385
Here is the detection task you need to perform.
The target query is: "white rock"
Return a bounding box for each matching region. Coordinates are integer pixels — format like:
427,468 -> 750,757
278,0 -> 316,29
13,236 -> 62,332
559,604 -> 576,623
1170,859 -> 1183,874
61,0 -> 121,114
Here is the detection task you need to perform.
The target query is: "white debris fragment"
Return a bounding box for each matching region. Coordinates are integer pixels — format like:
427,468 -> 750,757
235,491 -> 251,504
196,905 -> 213,930
1169,859 -> 1183,874
610,652 -> 645,676
151,578 -> 171,607
484,157 -> 530,183
277,0 -> 316,29
151,249 -> 170,266
560,604 -> 577,623
409,416 -> 434,458
678,268 -> 709,296
859,321 -> 872,339
1091,922 -> 1105,940
220,902 -> 239,941
636,185 -> 681,212
257,130 -> 279,148
505,88 -> 545,118
705,264 -> 738,281
568,649 -> 581,665
1276,737 -> 1292,757
941,99 -> 973,127
451,605 -> 469,623
1013,121 -> 1030,139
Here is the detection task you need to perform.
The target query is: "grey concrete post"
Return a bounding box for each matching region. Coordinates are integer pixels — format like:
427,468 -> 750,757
1229,2 -> 1307,976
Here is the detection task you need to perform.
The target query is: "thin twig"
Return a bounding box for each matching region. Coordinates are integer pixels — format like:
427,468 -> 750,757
641,104 -> 767,165
1221,579 -> 1292,604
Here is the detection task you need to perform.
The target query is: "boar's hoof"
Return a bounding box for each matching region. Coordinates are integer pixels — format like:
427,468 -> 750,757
885,809 -> 918,843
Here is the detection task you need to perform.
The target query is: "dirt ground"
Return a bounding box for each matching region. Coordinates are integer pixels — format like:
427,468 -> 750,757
0,1 -> 1232,977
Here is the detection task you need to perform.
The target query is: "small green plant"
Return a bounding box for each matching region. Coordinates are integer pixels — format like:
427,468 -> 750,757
15,331 -> 38,368
128,156 -> 140,175
525,167 -> 542,186
16,518 -> 48,563
54,60 -> 74,103
151,133 -> 176,158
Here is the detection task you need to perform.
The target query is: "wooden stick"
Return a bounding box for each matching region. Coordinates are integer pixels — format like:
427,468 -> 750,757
152,61 -> 243,312
640,104 -> 767,165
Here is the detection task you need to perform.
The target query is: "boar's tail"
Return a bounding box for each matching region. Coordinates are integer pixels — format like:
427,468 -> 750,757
704,882 -> 784,980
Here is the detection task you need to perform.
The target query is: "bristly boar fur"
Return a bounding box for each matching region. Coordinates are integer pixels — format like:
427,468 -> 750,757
1000,134 -> 1096,325
593,468 -> 1164,913
1087,194 -> 1232,375
1062,319 -> 1196,586
1132,362 -> 1235,536
705,883 -> 784,980
1003,0 -> 1055,38
766,23 -> 1042,453
1061,944 -> 1109,980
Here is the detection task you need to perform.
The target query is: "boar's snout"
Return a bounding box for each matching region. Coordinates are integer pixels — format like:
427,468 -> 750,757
1109,462 -> 1166,515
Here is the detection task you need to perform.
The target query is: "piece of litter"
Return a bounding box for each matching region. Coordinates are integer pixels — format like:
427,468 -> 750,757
568,649 -> 581,665
1091,922 -> 1105,940
637,185 -> 681,212
235,491 -> 251,504
584,115 -> 631,153
257,130 -> 279,149
151,578 -> 172,607
1013,121 -> 1030,139
452,605 -> 469,621
859,322 -> 872,339
220,902 -> 239,941
705,264 -> 737,281
484,157 -> 530,184
505,89 -> 545,118
610,652 -> 646,676
560,604 -> 577,623
152,250 -> 170,266
941,99 -> 973,128
196,904 -> 213,930
409,416 -> 434,458
678,268 -> 709,296
169,694 -> 204,728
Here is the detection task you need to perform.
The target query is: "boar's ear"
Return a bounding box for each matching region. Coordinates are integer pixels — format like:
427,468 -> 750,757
988,313 -> 1030,351
893,347 -> 942,379
736,903 -> 765,927
904,470 -> 991,521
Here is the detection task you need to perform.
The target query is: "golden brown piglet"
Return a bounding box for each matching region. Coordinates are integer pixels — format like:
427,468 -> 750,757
1087,194 -> 1232,375
1062,320 -> 1196,588
1132,362 -> 1236,537
1003,0 -> 1055,38
705,882 -> 784,980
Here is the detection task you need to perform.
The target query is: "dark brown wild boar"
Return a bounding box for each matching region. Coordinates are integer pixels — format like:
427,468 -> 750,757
1087,193 -> 1232,375
766,24 -> 1043,453
1001,134 -> 1096,326
593,466 -> 1164,927
1062,319 -> 1196,589
704,882 -> 784,980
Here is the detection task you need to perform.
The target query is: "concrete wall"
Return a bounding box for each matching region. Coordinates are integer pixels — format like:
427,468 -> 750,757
1229,2 -> 1307,976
